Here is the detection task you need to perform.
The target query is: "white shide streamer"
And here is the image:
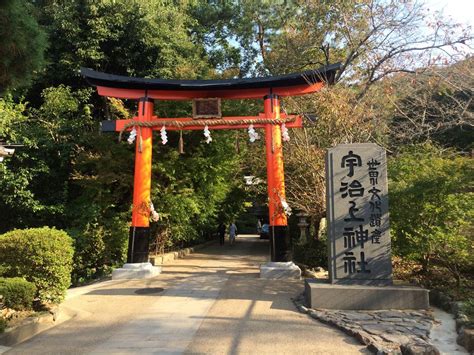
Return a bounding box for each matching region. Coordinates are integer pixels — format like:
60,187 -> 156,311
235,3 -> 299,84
149,202 -> 160,222
203,125 -> 212,144
248,124 -> 260,142
160,126 -> 168,145
127,127 -> 137,144
280,197 -> 292,216
281,123 -> 290,142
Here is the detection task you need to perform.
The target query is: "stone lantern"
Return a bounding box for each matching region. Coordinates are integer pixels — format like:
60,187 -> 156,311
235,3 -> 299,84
296,212 -> 310,244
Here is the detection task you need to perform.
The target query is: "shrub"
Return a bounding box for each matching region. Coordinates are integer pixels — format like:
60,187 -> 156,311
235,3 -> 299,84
293,238 -> 328,269
0,227 -> 74,304
389,143 -> 474,287
0,277 -> 36,310
69,218 -> 128,286
0,318 -> 6,333
462,299 -> 474,328
70,223 -> 106,286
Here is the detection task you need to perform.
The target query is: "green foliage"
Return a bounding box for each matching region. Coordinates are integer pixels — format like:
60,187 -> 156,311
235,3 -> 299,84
293,224 -> 328,270
0,0 -> 47,92
151,131 -> 249,249
190,2 -> 284,76
0,86 -> 94,232
0,227 -> 74,304
0,318 -> 6,333
70,218 -> 128,285
293,239 -> 328,269
0,277 -> 36,311
462,299 -> 474,328
0,96 -> 45,230
38,0 -> 208,89
389,143 -> 474,285
0,95 -> 28,142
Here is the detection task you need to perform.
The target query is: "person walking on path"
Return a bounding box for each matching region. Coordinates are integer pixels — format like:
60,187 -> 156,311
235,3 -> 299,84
217,222 -> 226,246
229,222 -> 237,245
257,219 -> 262,234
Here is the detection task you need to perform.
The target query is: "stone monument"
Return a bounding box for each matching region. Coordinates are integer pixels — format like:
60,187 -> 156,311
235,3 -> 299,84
327,143 -> 392,285
305,143 -> 428,310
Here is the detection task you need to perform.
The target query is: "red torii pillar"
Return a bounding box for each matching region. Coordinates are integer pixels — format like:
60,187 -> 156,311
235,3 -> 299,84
264,95 -> 290,261
128,98 -> 154,263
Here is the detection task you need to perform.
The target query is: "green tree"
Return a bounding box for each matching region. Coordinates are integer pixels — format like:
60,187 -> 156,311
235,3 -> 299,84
0,96 -> 45,230
148,128 -> 249,249
389,144 -> 474,287
35,0 -> 209,89
0,86 -> 95,232
191,1 -> 472,84
190,1 -> 296,77
0,0 -> 46,92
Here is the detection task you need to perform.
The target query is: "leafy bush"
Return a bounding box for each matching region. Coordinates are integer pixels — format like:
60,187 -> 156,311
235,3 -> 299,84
70,223 -> 106,286
0,227 -> 74,304
0,318 -> 6,333
389,143 -> 474,287
0,277 -> 36,310
462,299 -> 474,328
69,218 -> 128,286
293,238 -> 328,269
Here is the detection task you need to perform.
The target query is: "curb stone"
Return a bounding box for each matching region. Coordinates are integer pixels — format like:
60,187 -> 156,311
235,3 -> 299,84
0,305 -> 75,347
149,240 -> 216,266
292,293 -> 440,354
429,290 -> 473,352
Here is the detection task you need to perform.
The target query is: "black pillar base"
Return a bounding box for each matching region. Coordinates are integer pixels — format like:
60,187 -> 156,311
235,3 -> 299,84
127,227 -> 150,263
270,226 -> 292,262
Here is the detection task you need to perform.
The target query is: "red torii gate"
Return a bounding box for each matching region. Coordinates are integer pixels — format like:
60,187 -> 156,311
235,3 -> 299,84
81,63 -> 340,264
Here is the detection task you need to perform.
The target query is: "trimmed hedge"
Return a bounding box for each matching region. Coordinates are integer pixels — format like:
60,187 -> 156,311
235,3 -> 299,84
0,277 -> 36,310
0,227 -> 74,304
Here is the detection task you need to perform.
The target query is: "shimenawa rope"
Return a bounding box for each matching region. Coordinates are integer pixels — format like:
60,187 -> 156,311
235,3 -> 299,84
118,116 -> 296,142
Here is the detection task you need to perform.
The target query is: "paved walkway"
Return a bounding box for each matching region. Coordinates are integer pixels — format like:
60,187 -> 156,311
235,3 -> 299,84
5,235 -> 368,354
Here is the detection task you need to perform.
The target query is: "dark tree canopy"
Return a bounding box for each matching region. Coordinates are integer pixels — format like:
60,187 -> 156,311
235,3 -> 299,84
0,0 -> 47,93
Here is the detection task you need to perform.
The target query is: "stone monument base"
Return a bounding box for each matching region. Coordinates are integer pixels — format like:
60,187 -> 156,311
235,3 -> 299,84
260,262 -> 301,279
112,262 -> 162,280
305,279 -> 429,310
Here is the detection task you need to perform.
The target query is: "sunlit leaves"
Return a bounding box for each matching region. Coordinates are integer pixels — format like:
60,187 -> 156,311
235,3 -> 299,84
389,143 -> 474,281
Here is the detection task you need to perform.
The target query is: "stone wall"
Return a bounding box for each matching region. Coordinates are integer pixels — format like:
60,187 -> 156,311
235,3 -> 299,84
429,290 -> 474,352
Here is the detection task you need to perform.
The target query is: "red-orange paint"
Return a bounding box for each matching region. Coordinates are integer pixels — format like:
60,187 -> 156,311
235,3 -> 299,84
97,82 -> 324,100
264,96 -> 287,227
131,100 -> 154,227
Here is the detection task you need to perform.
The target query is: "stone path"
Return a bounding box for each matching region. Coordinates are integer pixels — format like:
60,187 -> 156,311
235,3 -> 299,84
4,235 -> 367,354
90,274 -> 226,354
430,308 -> 469,354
